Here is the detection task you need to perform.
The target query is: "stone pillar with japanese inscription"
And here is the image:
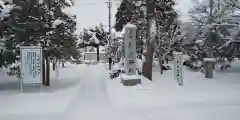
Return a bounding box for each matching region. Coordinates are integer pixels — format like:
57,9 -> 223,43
120,23 -> 141,86
124,24 -> 137,75
173,52 -> 183,86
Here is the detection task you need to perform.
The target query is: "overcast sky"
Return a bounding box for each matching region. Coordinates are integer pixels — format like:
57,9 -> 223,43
65,0 -> 194,31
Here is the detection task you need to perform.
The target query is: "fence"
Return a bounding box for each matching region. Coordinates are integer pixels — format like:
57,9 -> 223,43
83,52 -> 107,62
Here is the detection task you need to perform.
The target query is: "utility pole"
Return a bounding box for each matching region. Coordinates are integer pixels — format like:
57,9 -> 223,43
108,0 -> 112,34
107,0 -> 112,50
106,0 -> 113,69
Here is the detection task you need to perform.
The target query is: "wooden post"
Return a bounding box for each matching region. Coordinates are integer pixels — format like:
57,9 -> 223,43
42,51 -> 46,85
45,57 -> 50,86
52,60 -> 56,71
97,44 -> 100,61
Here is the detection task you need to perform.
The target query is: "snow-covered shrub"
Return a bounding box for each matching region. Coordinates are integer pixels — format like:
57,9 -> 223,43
7,62 -> 20,78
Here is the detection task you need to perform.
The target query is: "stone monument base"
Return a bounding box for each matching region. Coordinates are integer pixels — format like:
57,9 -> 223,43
120,74 -> 141,86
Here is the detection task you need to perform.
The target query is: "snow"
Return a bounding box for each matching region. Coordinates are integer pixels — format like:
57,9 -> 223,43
0,62 -> 86,119
173,51 -> 183,55
91,32 -> 100,44
136,58 -> 143,72
125,23 -> 137,29
182,54 -> 191,61
107,61 -> 240,120
203,58 -> 216,62
1,60 -> 240,120
52,19 -> 65,28
0,0 -> 15,20
65,0 -> 73,6
38,0 -> 43,4
120,74 -> 141,80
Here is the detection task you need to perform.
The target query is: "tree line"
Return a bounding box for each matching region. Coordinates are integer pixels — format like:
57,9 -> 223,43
114,0 -> 240,80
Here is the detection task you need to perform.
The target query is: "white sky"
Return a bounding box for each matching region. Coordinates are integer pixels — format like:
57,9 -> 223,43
65,0 -> 194,31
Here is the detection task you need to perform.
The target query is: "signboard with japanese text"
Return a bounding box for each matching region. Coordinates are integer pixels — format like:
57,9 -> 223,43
124,24 -> 137,75
173,52 -> 183,86
20,46 -> 42,84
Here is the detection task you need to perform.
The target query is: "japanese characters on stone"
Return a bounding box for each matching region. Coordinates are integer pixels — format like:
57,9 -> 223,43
123,24 -> 137,76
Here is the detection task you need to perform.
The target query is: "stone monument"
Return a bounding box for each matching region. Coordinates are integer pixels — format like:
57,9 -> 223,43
120,23 -> 141,86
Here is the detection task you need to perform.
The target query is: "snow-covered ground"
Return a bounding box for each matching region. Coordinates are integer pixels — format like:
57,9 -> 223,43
0,63 -> 87,120
1,61 -> 240,120
107,61 -> 240,120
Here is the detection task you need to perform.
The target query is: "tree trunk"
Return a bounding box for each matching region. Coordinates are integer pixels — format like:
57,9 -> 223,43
62,61 -> 65,68
42,52 -> 45,85
97,45 -> 100,61
166,57 -> 168,64
142,44 -> 154,80
159,48 -> 164,74
142,0 -> 156,81
159,58 -> 163,74
45,57 -> 50,86
52,61 -> 56,71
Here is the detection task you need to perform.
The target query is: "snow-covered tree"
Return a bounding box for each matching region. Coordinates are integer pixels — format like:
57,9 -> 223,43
89,24 -> 108,61
1,0 -> 78,84
114,0 -> 178,80
115,0 -> 146,50
141,0 -> 177,80
189,0 -> 240,56
153,0 -> 178,74
184,0 -> 240,71
0,0 -> 20,68
79,24 -> 108,61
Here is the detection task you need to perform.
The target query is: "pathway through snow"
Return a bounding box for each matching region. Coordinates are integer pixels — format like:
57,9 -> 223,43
65,64 -> 118,120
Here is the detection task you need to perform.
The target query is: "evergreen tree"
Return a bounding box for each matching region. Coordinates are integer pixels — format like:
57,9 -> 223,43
115,0 -> 177,80
188,0 -> 240,60
1,0 -> 78,83
79,24 -> 108,61
0,0 -> 22,68
115,0 -> 146,46
2,0 -> 50,78
89,24 -> 108,46
89,24 -> 109,61
39,0 -> 77,85
114,0 -> 134,32
78,28 -> 92,48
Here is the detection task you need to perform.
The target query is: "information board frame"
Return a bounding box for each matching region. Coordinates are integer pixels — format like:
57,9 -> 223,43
20,46 -> 43,92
